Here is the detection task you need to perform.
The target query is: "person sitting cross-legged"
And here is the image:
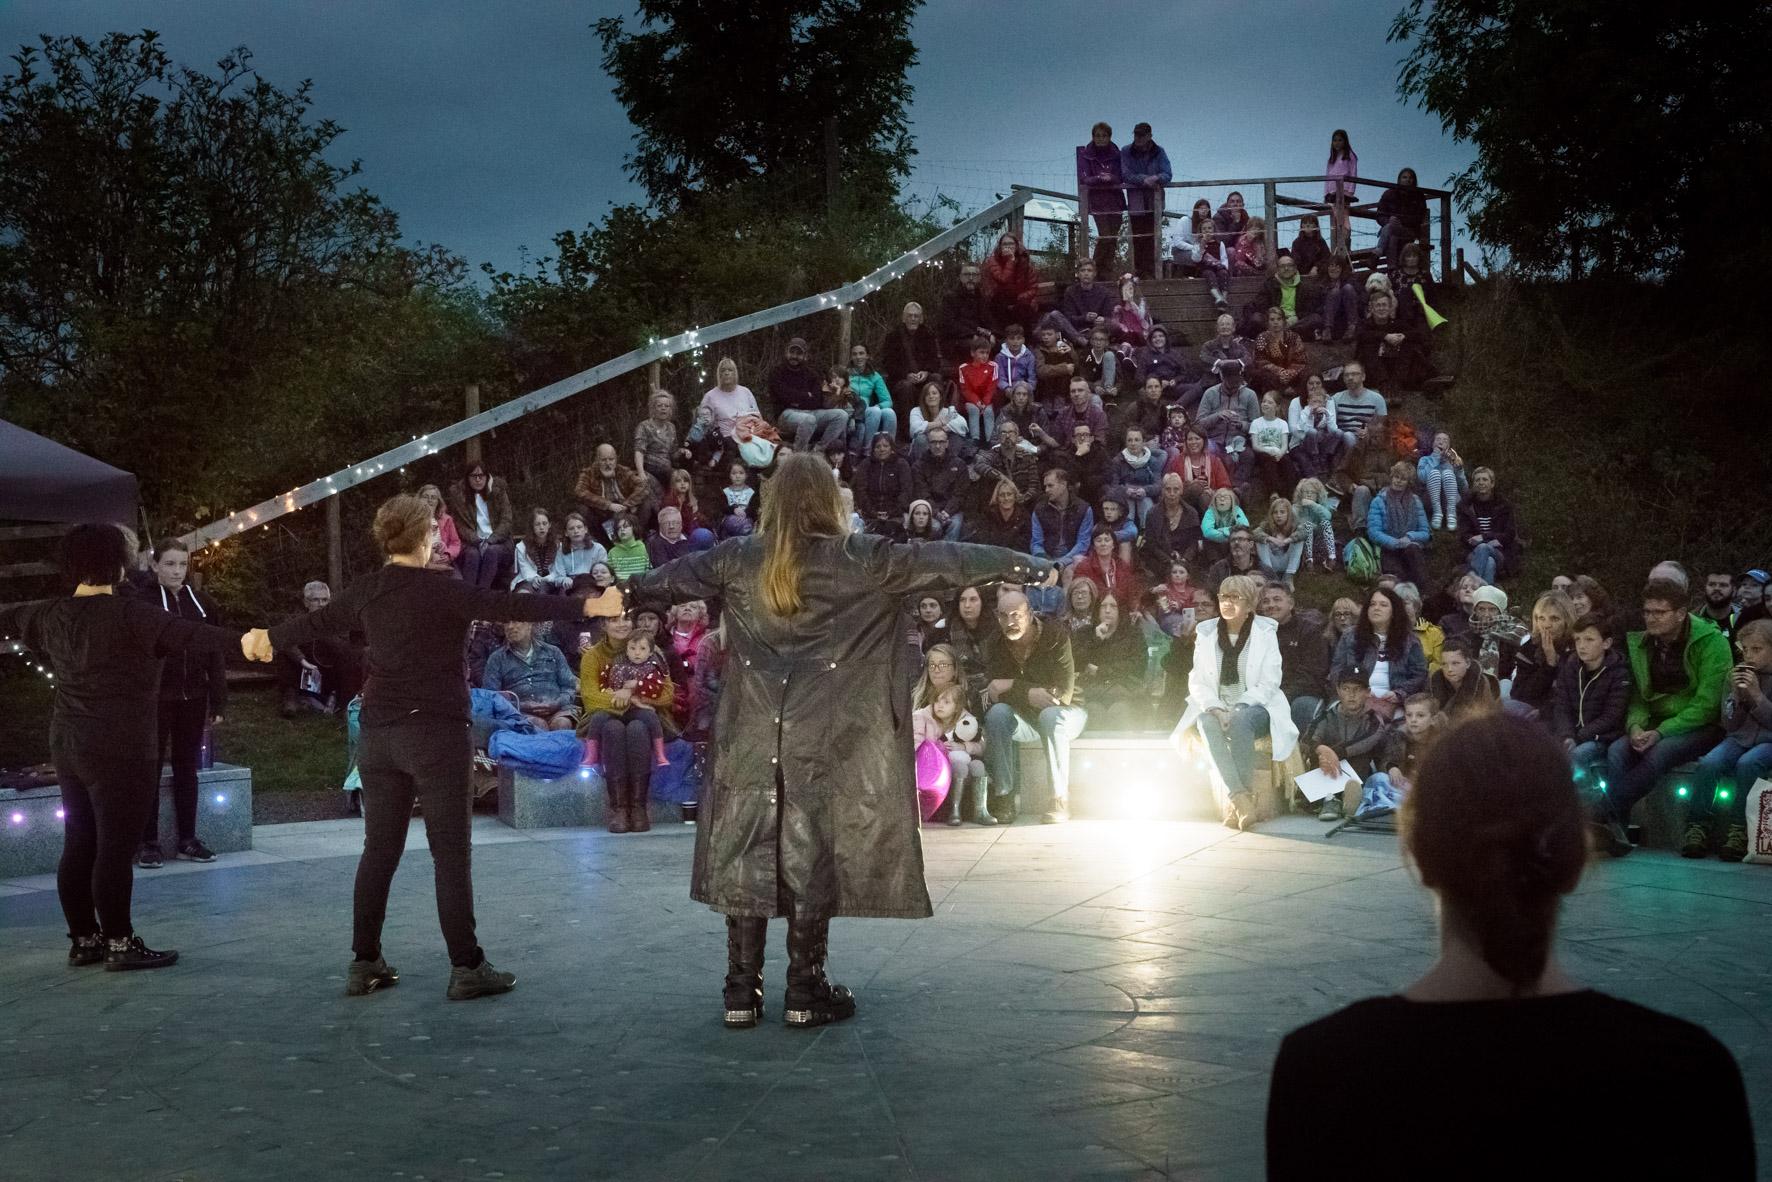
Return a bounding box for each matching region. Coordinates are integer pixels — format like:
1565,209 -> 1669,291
1591,578 -> 1733,858
1680,618 -> 1772,862
481,620 -> 581,732
1366,461 -> 1431,590
1173,574 -> 1299,831
1302,665 -> 1387,823
981,590 -> 1088,824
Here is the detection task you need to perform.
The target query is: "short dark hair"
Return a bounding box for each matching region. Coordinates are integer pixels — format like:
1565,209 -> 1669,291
1336,665 -> 1371,687
60,523 -> 133,587
1572,612 -> 1612,639
1229,525 -> 1254,540
1641,578 -> 1687,610
1133,121 -> 1152,137
1441,634 -> 1476,661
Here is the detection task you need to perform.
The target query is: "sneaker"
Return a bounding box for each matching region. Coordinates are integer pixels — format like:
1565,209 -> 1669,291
1595,818 -> 1634,858
1679,822 -> 1711,859
344,790 -> 362,817
1040,798 -> 1070,824
1721,825 -> 1749,864
104,934 -> 178,972
177,838 -> 216,863
345,956 -> 400,996
1318,797 -> 1344,823
68,934 -> 104,967
135,845 -> 163,870
447,959 -> 516,1001
1429,512 -> 1443,530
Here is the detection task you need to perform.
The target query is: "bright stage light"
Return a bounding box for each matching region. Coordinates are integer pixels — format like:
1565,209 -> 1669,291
8,813 -> 21,825
55,809 -> 66,820
214,794 -> 227,805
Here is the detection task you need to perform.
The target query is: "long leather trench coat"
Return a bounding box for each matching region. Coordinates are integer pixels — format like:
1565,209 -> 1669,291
629,532 -> 1050,920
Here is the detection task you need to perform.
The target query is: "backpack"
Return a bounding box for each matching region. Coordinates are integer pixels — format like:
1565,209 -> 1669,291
1343,535 -> 1379,584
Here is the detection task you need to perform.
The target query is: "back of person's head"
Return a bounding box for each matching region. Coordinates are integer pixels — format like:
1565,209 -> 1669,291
61,523 -> 133,587
1401,713 -> 1586,994
373,495 -> 432,558
759,451 -> 846,617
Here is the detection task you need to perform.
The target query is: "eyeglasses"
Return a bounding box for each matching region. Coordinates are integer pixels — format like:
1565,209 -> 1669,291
1641,607 -> 1680,618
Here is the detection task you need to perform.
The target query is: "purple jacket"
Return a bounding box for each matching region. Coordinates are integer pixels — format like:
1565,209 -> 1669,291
1077,142 -> 1126,215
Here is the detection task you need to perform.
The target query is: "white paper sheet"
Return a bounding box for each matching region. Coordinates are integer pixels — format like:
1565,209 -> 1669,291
1293,761 -> 1360,803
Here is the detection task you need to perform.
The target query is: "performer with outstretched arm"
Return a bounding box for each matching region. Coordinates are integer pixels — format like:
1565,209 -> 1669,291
0,524 -> 259,972
251,494 -> 623,1001
626,451 -> 1055,1029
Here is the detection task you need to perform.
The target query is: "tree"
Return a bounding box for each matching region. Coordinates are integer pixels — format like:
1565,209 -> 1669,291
0,32 -> 500,524
593,0 -> 920,211
1390,1 -> 1772,281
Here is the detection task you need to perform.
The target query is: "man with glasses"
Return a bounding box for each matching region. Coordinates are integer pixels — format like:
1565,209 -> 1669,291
981,589 -> 1088,824
1592,578 -> 1733,857
938,261 -> 994,364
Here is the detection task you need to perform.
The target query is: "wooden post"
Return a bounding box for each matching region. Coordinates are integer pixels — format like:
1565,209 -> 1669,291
1007,202 -> 1025,249
1439,194 -> 1453,284
326,494 -> 343,592
1150,185 -> 1164,278
836,303 -> 854,368
1455,247 -> 1466,289
824,115 -> 840,215
463,384 -> 481,465
1263,180 -> 1279,276
1077,179 -> 1090,266
646,360 -> 661,393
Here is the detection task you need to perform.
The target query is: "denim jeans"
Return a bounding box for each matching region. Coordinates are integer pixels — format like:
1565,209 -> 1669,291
983,702 -> 1088,805
1197,703 -> 1271,796
1323,284 -> 1360,339
780,407 -> 849,451
1688,737 -> 1772,827
965,402 -> 995,444
861,406 -> 897,451
1601,727 -> 1725,824
1289,695 -> 1324,737
1467,541 -> 1503,584
941,513 -> 964,541
1569,739 -> 1610,785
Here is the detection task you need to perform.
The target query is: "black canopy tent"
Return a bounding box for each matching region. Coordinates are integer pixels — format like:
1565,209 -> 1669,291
0,419 -> 139,526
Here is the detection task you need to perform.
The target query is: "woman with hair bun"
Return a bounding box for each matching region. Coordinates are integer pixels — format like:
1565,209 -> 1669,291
1265,713 -> 1753,1180
258,494 -> 623,1002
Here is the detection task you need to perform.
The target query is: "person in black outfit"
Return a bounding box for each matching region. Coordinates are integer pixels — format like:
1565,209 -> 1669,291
1,525 -> 254,972
1266,713 -> 1753,1181
135,538 -> 226,868
257,494 -> 623,1001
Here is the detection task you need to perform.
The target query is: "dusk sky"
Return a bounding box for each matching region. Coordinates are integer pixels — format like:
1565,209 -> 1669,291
0,0 -> 1477,274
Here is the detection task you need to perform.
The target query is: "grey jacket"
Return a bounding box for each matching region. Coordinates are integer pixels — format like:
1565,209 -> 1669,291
629,533 -> 1049,920
1722,669 -> 1772,748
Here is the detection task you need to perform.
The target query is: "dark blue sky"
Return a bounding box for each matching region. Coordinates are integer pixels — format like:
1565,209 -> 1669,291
0,0 -> 1475,273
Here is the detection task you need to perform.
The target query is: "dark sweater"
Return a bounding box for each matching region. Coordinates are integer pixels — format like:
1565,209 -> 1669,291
962,507 -> 1031,553
268,564 -> 589,729
1273,611 -> 1331,702
1268,991 -> 1752,1181
767,361 -> 825,414
1303,703 -> 1386,778
982,618 -> 1077,719
0,594 -> 240,758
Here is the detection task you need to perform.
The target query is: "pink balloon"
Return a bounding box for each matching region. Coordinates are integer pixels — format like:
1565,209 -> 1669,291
915,739 -> 951,822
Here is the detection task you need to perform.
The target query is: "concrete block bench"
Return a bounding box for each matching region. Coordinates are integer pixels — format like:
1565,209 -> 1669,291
495,765 -> 683,830
1011,732 -> 1232,821
1,762 -> 253,879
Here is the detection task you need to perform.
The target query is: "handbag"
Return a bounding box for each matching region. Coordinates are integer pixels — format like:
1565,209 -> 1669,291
1741,778 -> 1772,864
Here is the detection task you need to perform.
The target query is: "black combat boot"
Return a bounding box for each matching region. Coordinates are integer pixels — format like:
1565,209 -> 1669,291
722,916 -> 767,1028
783,916 -> 855,1029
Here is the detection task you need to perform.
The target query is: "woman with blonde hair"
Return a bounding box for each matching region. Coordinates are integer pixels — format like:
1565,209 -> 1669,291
627,451 -> 1053,1031
1508,589 -> 1577,715
260,495 -> 623,1001
414,484 -> 461,574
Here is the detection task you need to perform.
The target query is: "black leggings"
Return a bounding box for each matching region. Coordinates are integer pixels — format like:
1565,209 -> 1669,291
353,722 -> 481,967
144,696 -> 206,847
54,734 -> 157,939
596,713 -> 659,798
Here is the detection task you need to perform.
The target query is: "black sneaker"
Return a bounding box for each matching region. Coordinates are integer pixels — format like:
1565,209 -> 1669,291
177,838 -> 216,863
344,790 -> 362,817
345,957 -> 400,996
104,935 -> 179,972
446,959 -> 516,1000
1721,825 -> 1750,864
135,845 -> 163,870
1679,822 -> 1711,859
68,934 -> 104,967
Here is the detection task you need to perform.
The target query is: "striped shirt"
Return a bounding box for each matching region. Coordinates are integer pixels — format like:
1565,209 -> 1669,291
1331,389 -> 1387,437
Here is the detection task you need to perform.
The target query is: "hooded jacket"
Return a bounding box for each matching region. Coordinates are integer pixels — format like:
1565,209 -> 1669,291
1625,614 -> 1733,737
1551,648 -> 1631,745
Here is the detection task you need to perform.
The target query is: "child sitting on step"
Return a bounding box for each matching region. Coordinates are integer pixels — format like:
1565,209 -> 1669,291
1293,476 -> 1337,572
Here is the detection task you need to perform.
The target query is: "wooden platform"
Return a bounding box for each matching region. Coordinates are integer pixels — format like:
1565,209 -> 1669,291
1140,275 -> 1268,346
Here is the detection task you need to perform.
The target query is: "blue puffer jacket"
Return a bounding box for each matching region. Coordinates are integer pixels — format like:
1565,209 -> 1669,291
1366,488 -> 1429,551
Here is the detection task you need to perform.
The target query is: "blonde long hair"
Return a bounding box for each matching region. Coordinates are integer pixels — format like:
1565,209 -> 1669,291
759,451 -> 848,616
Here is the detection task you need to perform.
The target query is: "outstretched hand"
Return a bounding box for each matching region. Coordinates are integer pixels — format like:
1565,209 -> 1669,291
582,587 -> 625,619
1040,565 -> 1061,589
240,629 -> 274,663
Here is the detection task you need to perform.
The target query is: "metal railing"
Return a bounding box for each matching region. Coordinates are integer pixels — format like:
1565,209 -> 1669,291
181,189 -> 1042,554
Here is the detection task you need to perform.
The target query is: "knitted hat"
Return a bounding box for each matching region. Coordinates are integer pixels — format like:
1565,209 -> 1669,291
1471,585 -> 1509,612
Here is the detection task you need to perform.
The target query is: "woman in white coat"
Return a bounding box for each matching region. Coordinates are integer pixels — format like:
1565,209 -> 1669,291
1170,574 -> 1299,829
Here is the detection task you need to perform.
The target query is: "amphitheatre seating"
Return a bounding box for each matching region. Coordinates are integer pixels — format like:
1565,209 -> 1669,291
496,765 -> 683,829
1011,731 -> 1299,822
0,763 -> 253,879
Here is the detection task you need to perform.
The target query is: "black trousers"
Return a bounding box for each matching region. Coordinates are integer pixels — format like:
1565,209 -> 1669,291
598,714 -> 658,800
143,697 -> 206,847
54,733 -> 157,939
353,722 -> 482,967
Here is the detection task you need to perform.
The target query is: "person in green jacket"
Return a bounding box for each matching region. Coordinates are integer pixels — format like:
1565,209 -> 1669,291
847,343 -> 895,453
1592,577 -> 1732,856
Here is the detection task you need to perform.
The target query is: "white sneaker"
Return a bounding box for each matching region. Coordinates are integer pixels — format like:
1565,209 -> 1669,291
1430,512 -> 1443,530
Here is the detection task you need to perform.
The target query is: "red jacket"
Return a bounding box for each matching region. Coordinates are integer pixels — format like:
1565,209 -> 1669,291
1072,553 -> 1146,610
956,360 -> 996,409
1165,450 -> 1232,490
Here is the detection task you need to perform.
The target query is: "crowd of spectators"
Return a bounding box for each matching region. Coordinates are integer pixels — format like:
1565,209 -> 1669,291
267,125 -> 1769,852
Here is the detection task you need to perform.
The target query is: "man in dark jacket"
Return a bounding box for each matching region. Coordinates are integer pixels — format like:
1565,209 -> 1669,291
1355,291 -> 1434,393
938,261 -> 994,365
981,589 -> 1087,824
1552,613 -> 1631,780
879,303 -> 943,412
1030,469 -> 1094,609
1249,254 -> 1326,340
1260,581 -> 1330,733
1039,258 -> 1116,347
278,579 -> 363,718
1206,528 -> 1262,594
970,419 -> 1041,506
770,337 -> 848,451
913,426 -> 970,540
1138,473 -> 1202,583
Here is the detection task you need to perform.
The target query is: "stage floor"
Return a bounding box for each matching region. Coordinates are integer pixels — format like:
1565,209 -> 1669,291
4,815 -> 1771,1180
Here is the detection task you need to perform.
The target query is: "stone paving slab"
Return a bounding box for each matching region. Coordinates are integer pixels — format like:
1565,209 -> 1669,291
3,816 -> 1771,1180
